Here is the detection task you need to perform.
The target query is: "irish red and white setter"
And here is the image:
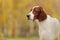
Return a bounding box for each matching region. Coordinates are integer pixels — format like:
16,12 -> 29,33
27,6 -> 60,40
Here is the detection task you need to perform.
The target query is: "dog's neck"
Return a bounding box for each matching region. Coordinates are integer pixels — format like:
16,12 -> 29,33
34,15 -> 52,25
34,19 -> 40,26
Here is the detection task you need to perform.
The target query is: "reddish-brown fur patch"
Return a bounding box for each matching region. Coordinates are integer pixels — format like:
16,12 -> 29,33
32,6 -> 47,22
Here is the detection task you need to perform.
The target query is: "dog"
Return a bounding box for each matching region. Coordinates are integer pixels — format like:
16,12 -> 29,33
26,6 -> 60,40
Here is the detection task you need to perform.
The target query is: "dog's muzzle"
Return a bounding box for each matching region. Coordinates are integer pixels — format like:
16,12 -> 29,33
26,15 -> 30,20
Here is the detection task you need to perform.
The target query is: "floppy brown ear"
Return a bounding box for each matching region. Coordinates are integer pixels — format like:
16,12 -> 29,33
38,7 -> 47,22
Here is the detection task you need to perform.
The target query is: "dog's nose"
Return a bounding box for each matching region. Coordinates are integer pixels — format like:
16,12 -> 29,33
26,15 -> 30,20
27,15 -> 30,18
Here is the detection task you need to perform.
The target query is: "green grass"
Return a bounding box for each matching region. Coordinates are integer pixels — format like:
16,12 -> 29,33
0,37 -> 39,40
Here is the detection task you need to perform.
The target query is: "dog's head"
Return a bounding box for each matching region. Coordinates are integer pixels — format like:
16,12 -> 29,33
27,6 -> 47,22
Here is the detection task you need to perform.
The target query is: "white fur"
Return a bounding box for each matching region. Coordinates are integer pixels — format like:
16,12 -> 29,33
32,6 -> 39,10
35,15 -> 60,40
28,11 -> 34,20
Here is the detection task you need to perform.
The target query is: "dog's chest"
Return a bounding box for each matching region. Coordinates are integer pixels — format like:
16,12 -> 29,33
39,20 -> 55,34
39,17 -> 58,39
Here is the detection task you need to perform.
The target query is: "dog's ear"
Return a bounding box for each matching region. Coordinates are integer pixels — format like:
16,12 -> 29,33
33,6 -> 47,21
38,7 -> 47,21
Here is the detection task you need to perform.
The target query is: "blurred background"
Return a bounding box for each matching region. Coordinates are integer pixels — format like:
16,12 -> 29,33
0,0 -> 60,40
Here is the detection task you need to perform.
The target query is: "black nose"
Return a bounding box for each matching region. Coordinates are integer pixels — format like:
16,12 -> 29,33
26,15 -> 30,20
27,15 -> 30,17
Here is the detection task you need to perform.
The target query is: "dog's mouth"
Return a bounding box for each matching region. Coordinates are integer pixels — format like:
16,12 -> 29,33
27,17 -> 30,20
27,17 -> 33,21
